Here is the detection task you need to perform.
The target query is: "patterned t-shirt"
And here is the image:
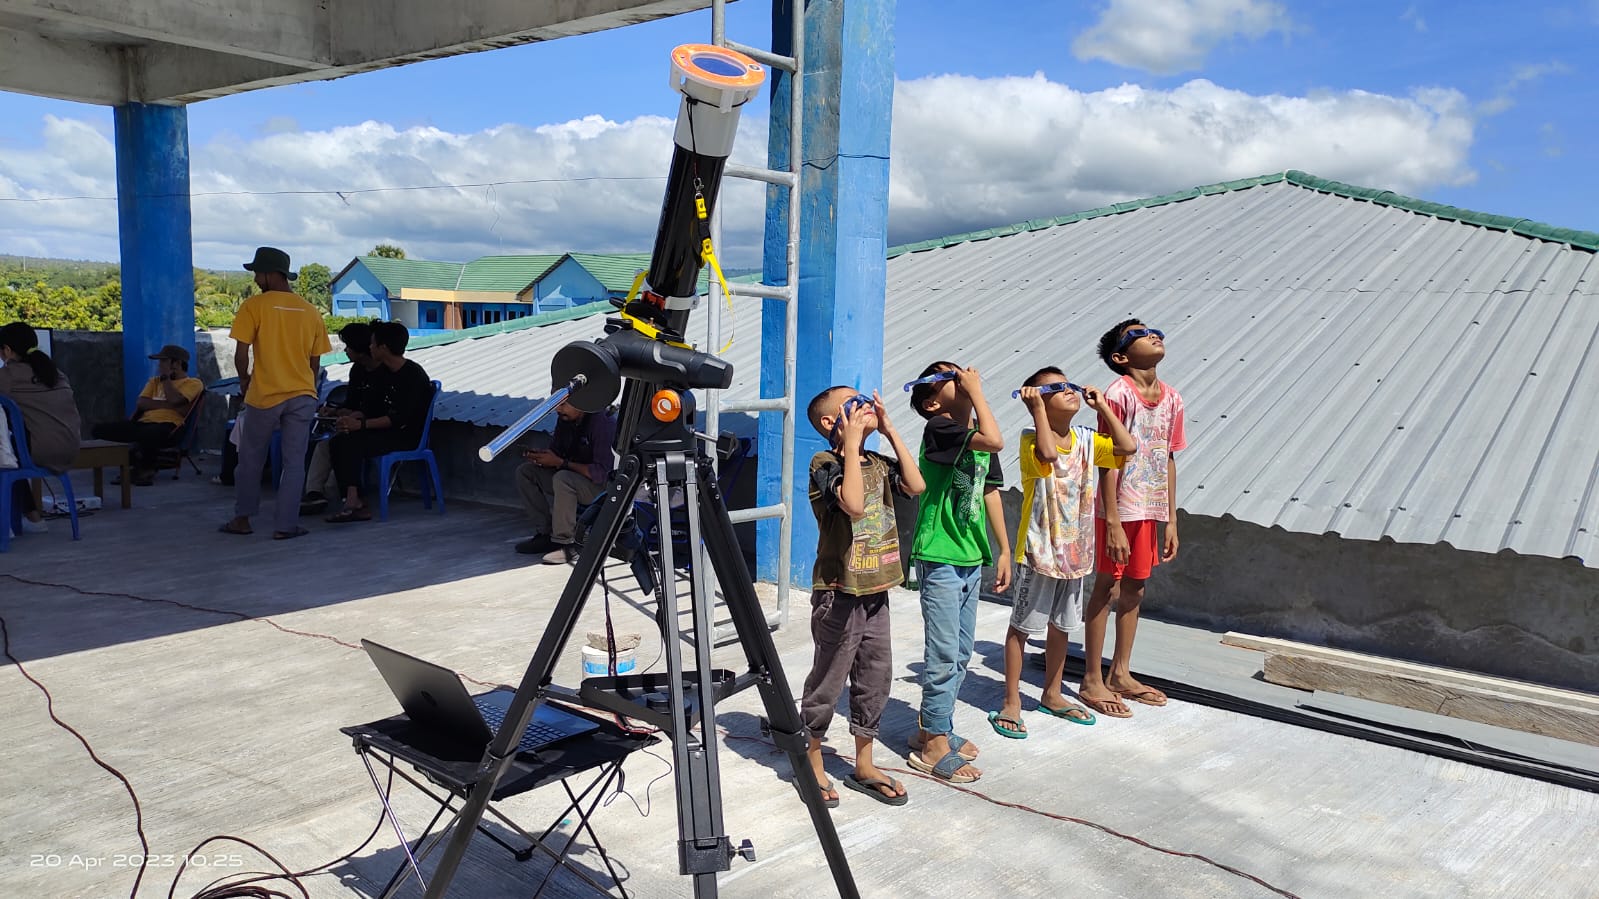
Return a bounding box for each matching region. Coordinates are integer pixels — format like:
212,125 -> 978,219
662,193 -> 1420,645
809,450 -> 905,594
1098,375 -> 1187,523
1019,426 -> 1122,579
911,417 -> 1005,567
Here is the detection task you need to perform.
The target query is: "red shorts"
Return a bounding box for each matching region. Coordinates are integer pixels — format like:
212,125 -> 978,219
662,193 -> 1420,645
1096,519 -> 1160,581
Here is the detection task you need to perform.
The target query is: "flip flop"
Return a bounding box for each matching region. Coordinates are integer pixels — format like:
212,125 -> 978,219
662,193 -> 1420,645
1038,703 -> 1098,725
1115,687 -> 1168,707
843,773 -> 909,806
987,711 -> 1028,739
793,777 -> 839,808
908,749 -> 979,784
907,732 -> 978,760
325,507 -> 373,524
1082,695 -> 1133,719
218,520 -> 253,536
273,526 -> 311,541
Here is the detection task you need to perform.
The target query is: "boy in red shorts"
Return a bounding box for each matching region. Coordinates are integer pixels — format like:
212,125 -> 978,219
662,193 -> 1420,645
1080,319 -> 1186,718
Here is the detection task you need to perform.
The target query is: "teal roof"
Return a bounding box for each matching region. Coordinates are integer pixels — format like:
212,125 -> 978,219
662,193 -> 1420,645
458,254 -> 562,292
887,170 -> 1599,258
565,253 -> 652,292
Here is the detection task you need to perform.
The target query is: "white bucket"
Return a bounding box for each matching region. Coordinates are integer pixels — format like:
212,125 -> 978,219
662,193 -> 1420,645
582,644 -> 637,677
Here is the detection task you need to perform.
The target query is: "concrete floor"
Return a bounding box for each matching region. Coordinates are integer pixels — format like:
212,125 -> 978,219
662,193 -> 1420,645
3,473 -> 1597,899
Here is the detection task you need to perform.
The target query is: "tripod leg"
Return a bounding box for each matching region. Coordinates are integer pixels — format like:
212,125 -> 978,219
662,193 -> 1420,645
695,457 -> 860,899
653,455 -> 731,897
422,456 -> 647,899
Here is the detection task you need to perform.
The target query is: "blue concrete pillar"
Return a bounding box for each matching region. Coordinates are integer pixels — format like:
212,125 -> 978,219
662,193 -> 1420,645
757,0 -> 896,582
114,103 -> 195,412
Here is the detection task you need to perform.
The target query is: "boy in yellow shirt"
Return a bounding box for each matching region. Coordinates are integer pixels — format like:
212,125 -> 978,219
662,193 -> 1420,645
990,367 -> 1135,738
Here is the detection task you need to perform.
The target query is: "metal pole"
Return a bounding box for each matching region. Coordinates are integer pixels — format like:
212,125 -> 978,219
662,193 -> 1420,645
711,0 -> 726,46
706,200 -> 723,470
777,0 -> 803,628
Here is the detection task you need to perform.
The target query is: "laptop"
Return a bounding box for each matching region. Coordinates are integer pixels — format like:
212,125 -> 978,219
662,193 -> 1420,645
362,639 -> 599,754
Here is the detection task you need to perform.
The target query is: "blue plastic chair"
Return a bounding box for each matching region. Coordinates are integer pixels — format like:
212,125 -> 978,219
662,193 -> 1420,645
1,395 -> 81,552
375,380 -> 444,521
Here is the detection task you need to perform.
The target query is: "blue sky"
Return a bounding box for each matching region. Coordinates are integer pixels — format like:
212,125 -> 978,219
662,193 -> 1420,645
1,0 -> 1596,268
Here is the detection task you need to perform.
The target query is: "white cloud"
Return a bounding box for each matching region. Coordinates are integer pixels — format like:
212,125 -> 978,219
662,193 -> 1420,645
0,74 -> 1478,268
1478,61 -> 1570,116
1401,5 -> 1427,32
1073,0 -> 1290,75
888,74 -> 1475,245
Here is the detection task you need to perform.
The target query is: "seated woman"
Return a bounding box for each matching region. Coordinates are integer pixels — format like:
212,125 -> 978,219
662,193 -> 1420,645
0,322 -> 82,534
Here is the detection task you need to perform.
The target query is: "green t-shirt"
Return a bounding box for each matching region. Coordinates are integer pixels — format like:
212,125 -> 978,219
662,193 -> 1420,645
911,417 -> 1004,566
809,450 -> 905,594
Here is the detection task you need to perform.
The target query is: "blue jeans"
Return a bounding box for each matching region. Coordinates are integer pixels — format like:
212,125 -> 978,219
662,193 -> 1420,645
917,562 -> 982,736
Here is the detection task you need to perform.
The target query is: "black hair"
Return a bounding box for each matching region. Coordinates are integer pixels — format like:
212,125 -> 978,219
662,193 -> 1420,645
0,322 -> 60,388
339,322 -> 374,356
1098,318 -> 1143,376
371,320 -> 409,356
806,385 -> 853,436
1023,366 -> 1065,389
909,361 -> 960,419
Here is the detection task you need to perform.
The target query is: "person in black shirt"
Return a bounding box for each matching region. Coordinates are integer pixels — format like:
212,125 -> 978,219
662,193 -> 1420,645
324,321 -> 433,524
514,399 -> 617,562
301,321 -> 387,515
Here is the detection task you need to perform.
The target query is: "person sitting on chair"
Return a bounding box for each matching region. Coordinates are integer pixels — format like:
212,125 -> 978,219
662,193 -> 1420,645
301,321 -> 387,516
324,320 -> 433,523
515,398 -> 617,563
1,322 -> 81,534
91,344 -> 202,486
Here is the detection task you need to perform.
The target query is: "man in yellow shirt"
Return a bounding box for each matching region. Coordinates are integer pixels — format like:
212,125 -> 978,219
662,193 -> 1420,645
220,246 -> 332,539
90,344 -> 203,485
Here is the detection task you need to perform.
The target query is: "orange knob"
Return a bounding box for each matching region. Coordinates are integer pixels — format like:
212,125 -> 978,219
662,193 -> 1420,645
651,389 -> 682,422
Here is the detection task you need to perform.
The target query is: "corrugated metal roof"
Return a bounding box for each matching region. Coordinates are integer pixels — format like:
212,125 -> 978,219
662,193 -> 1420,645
881,175 -> 1599,567
354,255 -> 465,292
457,254 -> 562,292
333,173 -> 1599,566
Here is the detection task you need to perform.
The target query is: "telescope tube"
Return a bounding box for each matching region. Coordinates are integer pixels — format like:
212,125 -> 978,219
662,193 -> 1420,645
639,44 -> 765,337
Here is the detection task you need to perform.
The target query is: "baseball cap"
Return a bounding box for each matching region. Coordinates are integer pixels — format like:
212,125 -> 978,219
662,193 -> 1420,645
148,344 -> 191,365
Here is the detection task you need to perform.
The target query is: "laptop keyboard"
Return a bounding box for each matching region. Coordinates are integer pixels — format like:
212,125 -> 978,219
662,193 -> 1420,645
475,699 -> 570,753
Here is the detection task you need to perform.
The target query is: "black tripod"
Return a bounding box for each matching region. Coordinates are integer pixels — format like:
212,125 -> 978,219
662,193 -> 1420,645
424,321 -> 858,898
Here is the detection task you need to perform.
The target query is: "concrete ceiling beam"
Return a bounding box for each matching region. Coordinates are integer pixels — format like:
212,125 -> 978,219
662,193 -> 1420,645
0,0 -> 330,68
0,26 -> 123,104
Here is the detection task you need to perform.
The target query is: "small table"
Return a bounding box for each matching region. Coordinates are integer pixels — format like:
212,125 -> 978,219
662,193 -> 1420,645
66,440 -> 133,510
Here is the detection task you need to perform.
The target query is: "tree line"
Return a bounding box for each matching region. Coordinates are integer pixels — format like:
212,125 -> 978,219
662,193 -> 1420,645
1,255 -> 337,332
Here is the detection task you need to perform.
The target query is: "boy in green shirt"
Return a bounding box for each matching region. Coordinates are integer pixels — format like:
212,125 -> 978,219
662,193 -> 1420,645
905,362 -> 1010,783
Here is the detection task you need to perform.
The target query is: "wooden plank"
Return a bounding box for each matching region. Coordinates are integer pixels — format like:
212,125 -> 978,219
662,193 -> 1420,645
1263,653 -> 1599,748
1223,631 -> 1599,713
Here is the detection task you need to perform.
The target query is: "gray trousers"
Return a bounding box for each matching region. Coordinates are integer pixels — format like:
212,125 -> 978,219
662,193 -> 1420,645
234,395 -> 317,533
799,589 -> 893,740
515,462 -> 603,544
304,439 -> 334,498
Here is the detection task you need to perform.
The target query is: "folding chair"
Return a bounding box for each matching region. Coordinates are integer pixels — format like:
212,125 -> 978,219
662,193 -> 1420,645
152,390 -> 206,479
374,379 -> 445,521
1,395 -> 81,552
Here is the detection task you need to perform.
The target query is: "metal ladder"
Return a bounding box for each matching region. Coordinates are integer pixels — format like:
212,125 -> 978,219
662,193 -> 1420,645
702,0 -> 802,629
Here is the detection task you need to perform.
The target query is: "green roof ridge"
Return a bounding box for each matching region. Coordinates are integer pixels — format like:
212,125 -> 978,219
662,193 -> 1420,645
319,302 -> 613,364
887,170 -> 1599,258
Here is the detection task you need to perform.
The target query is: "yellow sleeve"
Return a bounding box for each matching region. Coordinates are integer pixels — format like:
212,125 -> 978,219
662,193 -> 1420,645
311,320 -> 333,356
178,379 -> 203,402
1091,432 -> 1123,469
138,378 -> 160,400
1019,430 -> 1044,479
229,297 -> 258,344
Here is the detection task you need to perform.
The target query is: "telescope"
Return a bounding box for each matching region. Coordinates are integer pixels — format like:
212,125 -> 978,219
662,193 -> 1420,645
445,43 -> 858,899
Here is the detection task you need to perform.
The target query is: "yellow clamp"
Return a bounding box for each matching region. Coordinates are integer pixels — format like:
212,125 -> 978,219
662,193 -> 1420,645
700,238 -> 735,353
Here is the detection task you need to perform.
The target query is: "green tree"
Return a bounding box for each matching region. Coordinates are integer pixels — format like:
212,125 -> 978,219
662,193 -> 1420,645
371,244 -> 406,259
297,262 -> 333,311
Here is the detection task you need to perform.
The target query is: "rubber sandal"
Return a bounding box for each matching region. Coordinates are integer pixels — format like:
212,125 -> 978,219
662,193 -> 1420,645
273,527 -> 311,541
908,749 -> 979,784
1115,687 -> 1168,707
1082,695 -> 1133,719
793,777 -> 839,808
218,521 -> 252,536
325,507 -> 373,524
987,711 -> 1028,739
1038,703 -> 1097,725
843,774 -> 908,806
908,732 -> 978,760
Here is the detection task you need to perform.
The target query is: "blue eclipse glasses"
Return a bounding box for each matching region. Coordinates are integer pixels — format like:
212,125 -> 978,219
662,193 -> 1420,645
1011,381 -> 1084,399
829,393 -> 875,443
1115,327 -> 1165,353
902,370 -> 958,392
